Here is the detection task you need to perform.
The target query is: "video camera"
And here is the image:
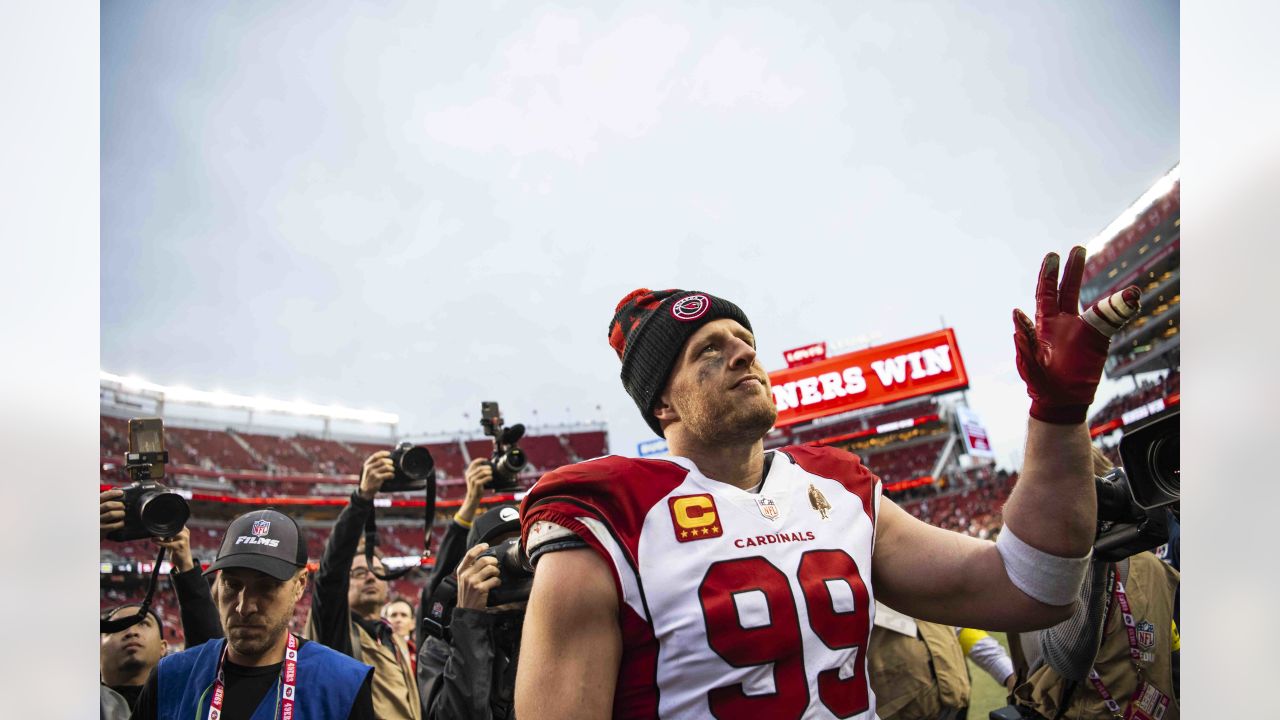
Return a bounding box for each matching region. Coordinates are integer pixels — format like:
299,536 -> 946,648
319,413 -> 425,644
106,418 -> 190,542
382,441 -> 436,493
480,401 -> 528,492
1093,410 -> 1179,562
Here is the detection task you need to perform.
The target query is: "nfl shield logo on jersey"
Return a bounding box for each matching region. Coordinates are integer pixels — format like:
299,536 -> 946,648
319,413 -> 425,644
669,494 -> 723,542
252,519 -> 271,537
755,496 -> 779,521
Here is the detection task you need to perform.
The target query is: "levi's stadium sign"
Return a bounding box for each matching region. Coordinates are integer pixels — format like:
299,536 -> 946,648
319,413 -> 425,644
768,328 -> 969,429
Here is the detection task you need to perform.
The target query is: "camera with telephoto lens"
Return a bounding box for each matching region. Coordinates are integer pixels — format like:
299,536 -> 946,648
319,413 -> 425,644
480,401 -> 528,492
381,441 -> 436,492
1093,409 -> 1179,562
106,418 -> 191,542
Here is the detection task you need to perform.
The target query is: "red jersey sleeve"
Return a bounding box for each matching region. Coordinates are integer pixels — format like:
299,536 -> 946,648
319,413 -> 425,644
519,455 -> 689,566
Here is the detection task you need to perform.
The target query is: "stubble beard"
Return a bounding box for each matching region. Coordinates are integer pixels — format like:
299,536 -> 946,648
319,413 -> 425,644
225,611 -> 291,660
681,382 -> 778,448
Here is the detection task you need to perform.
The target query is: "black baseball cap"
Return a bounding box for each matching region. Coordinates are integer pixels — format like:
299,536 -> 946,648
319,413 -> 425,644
466,504 -> 522,548
204,509 -> 308,582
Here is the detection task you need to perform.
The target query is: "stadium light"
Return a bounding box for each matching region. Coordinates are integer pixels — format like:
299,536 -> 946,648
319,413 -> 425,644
101,371 -> 399,424
1085,164 -> 1180,257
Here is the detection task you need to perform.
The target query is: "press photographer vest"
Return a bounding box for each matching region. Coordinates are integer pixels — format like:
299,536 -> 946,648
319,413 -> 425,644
868,607 -> 970,720
1016,552 -> 1179,720
154,637 -> 370,720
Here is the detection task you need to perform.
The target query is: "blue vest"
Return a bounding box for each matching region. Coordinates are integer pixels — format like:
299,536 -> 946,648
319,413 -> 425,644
156,638 -> 371,720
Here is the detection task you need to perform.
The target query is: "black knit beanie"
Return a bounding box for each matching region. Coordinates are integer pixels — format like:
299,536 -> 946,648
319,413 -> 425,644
608,288 -> 753,437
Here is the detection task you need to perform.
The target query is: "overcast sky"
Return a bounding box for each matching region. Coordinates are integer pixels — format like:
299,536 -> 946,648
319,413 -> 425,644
101,0 -> 1178,467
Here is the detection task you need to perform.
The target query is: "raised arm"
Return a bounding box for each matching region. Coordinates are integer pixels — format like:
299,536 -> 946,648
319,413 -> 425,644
515,547 -> 622,720
874,247 -> 1139,631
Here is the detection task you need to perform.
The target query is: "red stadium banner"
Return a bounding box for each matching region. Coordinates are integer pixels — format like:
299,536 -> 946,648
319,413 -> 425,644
768,328 -> 968,429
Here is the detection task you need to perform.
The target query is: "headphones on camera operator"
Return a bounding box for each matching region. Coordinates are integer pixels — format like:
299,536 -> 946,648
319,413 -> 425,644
101,418 -> 191,634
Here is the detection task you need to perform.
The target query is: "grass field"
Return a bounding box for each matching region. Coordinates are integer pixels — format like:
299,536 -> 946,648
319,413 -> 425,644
966,632 -> 1014,720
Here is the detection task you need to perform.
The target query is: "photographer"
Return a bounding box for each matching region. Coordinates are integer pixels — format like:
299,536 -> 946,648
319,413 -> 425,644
100,490 -> 222,716
1009,448 -> 1180,719
424,504 -> 524,720
415,458 -> 494,700
307,451 -> 422,720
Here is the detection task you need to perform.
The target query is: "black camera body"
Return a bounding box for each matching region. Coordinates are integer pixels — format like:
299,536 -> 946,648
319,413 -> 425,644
420,537 -> 533,642
478,537 -> 535,607
1093,410 -> 1179,562
480,401 -> 528,492
382,441 -> 436,492
106,418 -> 191,542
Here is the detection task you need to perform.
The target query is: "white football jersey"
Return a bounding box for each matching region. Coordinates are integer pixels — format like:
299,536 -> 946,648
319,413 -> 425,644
522,445 -> 882,719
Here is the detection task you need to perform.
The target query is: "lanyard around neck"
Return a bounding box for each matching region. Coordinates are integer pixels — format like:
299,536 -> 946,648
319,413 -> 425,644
203,632 -> 299,720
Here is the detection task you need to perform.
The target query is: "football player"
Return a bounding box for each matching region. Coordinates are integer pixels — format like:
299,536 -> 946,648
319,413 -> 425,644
516,247 -> 1139,719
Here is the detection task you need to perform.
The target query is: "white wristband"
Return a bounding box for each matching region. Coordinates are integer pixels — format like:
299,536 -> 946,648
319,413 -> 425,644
995,525 -> 1091,606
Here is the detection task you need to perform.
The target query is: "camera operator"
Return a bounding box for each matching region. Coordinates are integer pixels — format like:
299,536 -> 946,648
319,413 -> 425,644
100,490 -> 223,717
423,504 -> 524,720
1008,448 -> 1180,719
306,451 -> 422,719
415,457 -> 495,705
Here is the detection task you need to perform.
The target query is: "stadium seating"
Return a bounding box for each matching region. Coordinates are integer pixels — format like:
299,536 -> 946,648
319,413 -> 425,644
861,436 -> 949,485
100,417 -> 602,494
1087,369 -> 1180,429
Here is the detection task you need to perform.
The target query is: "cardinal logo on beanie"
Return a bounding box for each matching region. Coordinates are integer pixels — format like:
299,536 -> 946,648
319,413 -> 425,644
671,294 -> 710,321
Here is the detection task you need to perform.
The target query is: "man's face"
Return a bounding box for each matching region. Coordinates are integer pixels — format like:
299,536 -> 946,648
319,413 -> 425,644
656,318 -> 778,445
349,553 -> 389,614
383,600 -> 414,638
215,567 -> 305,660
101,608 -> 165,682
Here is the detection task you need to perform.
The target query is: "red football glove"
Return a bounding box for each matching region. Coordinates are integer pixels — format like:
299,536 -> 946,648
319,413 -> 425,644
1013,246 -> 1141,424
